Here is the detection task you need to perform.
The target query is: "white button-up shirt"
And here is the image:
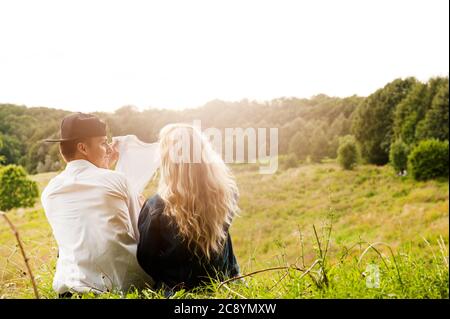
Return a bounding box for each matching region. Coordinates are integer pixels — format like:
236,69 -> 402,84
41,159 -> 153,294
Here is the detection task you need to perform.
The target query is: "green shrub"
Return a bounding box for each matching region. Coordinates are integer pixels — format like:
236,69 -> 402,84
408,139 -> 449,181
337,135 -> 360,170
281,153 -> 299,169
389,139 -> 409,174
0,165 -> 39,211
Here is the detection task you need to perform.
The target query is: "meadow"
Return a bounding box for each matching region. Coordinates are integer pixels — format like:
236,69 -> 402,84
0,162 -> 448,299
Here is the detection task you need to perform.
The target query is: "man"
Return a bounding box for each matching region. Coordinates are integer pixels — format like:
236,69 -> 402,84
41,112 -> 153,297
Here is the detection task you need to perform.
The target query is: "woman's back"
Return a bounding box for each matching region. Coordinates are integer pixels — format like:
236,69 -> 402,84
137,194 -> 240,291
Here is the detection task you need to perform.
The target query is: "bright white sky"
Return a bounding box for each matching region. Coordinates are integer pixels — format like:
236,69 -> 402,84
0,0 -> 448,112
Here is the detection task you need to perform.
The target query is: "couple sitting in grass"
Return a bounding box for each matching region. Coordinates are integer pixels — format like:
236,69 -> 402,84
41,113 -> 240,298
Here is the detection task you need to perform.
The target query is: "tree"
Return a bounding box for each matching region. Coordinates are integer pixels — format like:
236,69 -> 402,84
327,136 -> 340,159
327,114 -> 351,158
415,80 -> 449,142
0,135 -> 4,164
352,77 -> 417,165
0,164 -> 40,298
389,139 -> 409,175
288,130 -> 311,161
337,135 -> 360,170
328,113 -> 346,138
0,165 -> 39,211
392,82 -> 429,145
0,133 -> 23,165
310,127 -> 328,162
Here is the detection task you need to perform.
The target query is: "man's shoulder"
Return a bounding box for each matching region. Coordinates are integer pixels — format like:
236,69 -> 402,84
97,167 -> 127,181
42,171 -> 66,195
94,168 -> 130,190
43,167 -> 128,195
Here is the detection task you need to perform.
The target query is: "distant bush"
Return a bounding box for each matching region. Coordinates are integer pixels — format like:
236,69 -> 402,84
337,135 -> 360,170
408,139 -> 449,181
389,139 -> 409,174
0,165 -> 39,211
280,153 -> 299,169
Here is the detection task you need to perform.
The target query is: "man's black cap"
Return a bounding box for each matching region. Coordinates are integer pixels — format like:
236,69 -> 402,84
44,113 -> 107,142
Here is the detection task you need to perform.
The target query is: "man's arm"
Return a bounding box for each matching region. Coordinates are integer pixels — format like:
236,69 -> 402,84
108,140 -> 119,169
123,176 -> 145,241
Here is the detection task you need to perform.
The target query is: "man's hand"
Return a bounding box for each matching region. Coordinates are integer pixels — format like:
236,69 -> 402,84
108,140 -> 119,169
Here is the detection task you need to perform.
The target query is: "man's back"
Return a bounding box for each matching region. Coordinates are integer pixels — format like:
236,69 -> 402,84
42,159 -> 151,294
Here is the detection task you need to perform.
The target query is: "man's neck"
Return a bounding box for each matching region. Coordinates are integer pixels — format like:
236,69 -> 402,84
65,158 -> 97,169
70,154 -> 89,162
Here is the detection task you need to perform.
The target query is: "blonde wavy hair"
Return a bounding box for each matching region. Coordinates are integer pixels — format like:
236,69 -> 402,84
157,123 -> 239,260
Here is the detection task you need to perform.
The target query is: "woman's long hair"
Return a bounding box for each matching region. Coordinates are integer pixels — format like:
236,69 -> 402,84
157,123 -> 239,260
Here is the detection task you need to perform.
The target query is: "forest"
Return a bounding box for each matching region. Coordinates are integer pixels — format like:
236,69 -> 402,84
0,76 -> 448,175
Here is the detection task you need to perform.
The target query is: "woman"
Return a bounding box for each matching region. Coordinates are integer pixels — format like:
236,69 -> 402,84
137,123 -> 240,292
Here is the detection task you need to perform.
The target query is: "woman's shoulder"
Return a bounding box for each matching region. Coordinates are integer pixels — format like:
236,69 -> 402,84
138,194 -> 166,226
141,194 -> 165,215
144,194 -> 166,213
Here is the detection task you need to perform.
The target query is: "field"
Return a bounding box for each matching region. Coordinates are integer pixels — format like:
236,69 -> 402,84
0,162 -> 448,299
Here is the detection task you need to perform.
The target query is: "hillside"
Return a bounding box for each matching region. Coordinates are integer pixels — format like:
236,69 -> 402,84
0,163 -> 448,298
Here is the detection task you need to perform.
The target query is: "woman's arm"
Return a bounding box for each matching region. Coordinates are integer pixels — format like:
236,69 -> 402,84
137,197 -> 165,282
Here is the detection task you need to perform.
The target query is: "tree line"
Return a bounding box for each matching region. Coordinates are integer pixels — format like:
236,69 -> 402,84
1,76 -> 448,175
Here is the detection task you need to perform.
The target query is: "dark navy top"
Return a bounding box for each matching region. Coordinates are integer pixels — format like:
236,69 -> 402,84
137,194 -> 240,291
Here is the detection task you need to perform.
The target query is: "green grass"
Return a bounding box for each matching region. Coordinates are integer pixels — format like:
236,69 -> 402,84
0,162 -> 448,298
